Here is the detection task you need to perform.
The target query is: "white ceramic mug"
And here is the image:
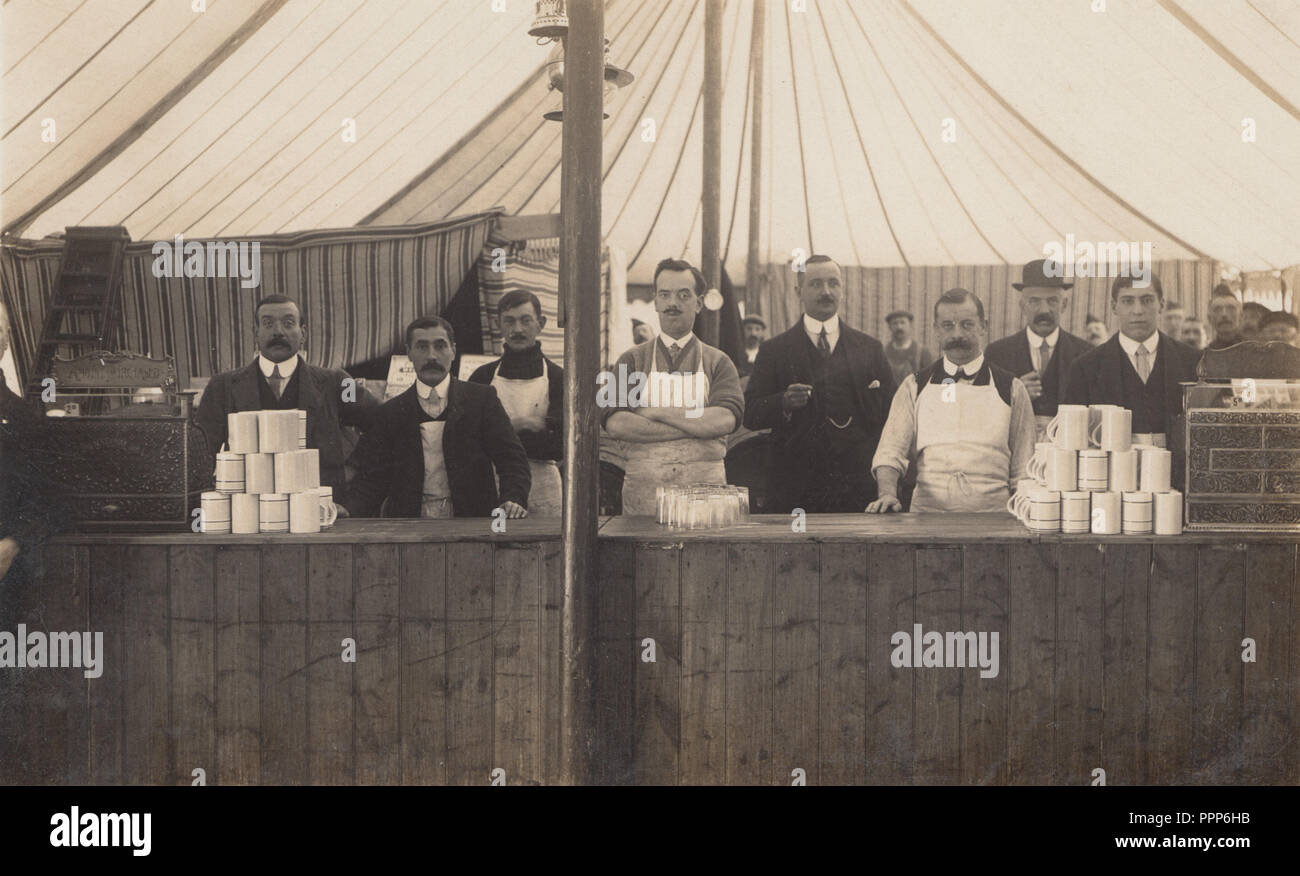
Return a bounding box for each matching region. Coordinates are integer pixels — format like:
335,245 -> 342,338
231,493 -> 260,534
259,493 -> 290,533
1092,407 -> 1132,452
1007,491 -> 1032,523
1045,447 -> 1078,493
1046,405 -> 1090,450
200,491 -> 231,533
1091,491 -> 1121,535
290,490 -> 322,534
1122,491 -> 1154,534
1109,449 -> 1139,493
1154,490 -> 1183,535
1077,449 -> 1109,491
1026,442 -> 1053,485
1060,491 -> 1092,533
1028,489 -> 1061,532
1139,447 -> 1172,494
318,485 -> 338,529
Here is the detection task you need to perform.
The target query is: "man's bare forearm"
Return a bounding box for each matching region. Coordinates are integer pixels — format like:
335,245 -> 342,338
873,466 -> 902,500
643,405 -> 736,438
605,411 -> 691,442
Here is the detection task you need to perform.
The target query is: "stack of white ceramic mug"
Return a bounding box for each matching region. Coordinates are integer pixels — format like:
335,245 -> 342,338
1008,404 -> 1182,535
199,410 -> 337,534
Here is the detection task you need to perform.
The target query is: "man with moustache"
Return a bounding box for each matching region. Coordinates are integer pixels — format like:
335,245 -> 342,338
345,316 -> 530,519
883,310 -> 933,387
601,258 -> 744,516
1063,275 -> 1200,453
868,288 -> 1036,513
745,255 -> 895,513
195,294 -> 378,509
984,260 -> 1092,441
1084,314 -> 1109,346
468,290 -> 564,515
1207,284 -> 1244,349
1241,302 -> 1270,341
737,314 -> 767,378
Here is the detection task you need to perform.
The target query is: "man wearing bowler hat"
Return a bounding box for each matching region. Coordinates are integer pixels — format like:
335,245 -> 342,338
985,259 -> 1093,442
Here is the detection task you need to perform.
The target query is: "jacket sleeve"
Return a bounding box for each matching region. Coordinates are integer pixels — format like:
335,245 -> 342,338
1061,355 -> 1090,406
482,386 -> 532,508
743,341 -> 786,431
338,369 -> 381,433
344,409 -> 393,518
869,343 -> 897,429
193,373 -> 231,453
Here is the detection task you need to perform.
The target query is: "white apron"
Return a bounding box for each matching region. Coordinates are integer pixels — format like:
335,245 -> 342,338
419,420 -> 453,518
491,358 -> 563,516
620,351 -> 725,516
911,378 -> 1013,513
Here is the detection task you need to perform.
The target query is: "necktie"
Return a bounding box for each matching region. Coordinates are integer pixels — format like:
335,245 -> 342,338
268,364 -> 284,399
1038,338 -> 1052,376
1135,345 -> 1151,383
954,368 -> 970,381
668,342 -> 681,370
426,390 -> 442,418
817,327 -> 831,358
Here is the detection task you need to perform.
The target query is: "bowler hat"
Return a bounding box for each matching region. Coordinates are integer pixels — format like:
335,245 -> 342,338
1012,259 -> 1074,291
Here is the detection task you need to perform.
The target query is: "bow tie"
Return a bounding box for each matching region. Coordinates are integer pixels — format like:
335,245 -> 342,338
951,368 -> 972,380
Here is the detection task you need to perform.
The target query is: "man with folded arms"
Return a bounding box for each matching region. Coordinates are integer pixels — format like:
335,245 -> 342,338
985,259 -> 1092,441
867,288 -> 1036,513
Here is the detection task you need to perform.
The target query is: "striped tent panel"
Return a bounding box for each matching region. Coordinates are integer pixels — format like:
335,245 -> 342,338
0,212 -> 498,389
758,258 -> 1219,353
476,234 -> 612,366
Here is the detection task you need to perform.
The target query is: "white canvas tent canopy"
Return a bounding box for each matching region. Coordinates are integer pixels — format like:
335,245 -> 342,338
3,0 -> 1299,367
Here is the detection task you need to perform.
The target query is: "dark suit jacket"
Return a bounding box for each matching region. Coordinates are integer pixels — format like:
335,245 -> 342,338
194,358 -> 379,503
1,378 -> 54,550
1062,331 -> 1201,433
985,328 -> 1093,418
743,320 -> 895,504
344,378 -> 530,518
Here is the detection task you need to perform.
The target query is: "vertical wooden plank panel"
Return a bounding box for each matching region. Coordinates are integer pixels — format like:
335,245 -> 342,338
122,546 -> 171,785
445,542 -> 493,786
818,543 -> 867,785
1100,544 -> 1150,785
960,544 -> 1008,785
1007,544 -> 1056,784
539,542 -> 565,785
170,545 -> 215,786
89,544 -> 126,785
1147,544 -> 1197,784
864,543 -> 914,784
1055,544 -> 1104,785
726,542 -> 772,785
493,544 -> 541,786
1242,545 -> 1293,784
912,547 -> 962,785
771,543 -> 820,785
1192,544 -> 1245,783
633,544 -> 681,785
355,543 -> 401,784
679,543 -> 727,785
307,545 -> 354,785
400,543 -> 447,785
214,546 -> 260,785
1291,545 -> 1300,786
261,544 -> 308,785
593,541 -> 635,785
33,544 -> 91,784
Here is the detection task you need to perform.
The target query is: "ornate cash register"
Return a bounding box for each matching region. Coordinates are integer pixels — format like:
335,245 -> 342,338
1183,341 -> 1300,531
33,351 -> 209,531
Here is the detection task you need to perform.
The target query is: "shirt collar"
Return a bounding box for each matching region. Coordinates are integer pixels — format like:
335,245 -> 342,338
1026,326 -> 1060,348
1117,330 -> 1159,357
416,373 -> 451,400
943,353 -> 984,377
660,331 -> 695,350
259,354 -> 299,379
803,313 -> 840,335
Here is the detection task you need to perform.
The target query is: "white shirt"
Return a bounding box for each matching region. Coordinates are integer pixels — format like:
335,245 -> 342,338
1025,326 -> 1059,374
1117,331 -> 1159,376
660,330 -> 696,353
415,373 -> 451,417
258,353 -> 299,380
746,347 -> 759,364
803,313 -> 841,354
942,353 -> 984,381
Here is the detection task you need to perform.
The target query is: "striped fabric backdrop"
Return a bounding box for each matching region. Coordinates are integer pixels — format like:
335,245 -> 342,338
0,211 -> 499,389
476,233 -> 612,366
756,259 -> 1219,352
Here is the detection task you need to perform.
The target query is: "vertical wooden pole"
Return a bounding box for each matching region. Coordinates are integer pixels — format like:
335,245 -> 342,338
559,0 -> 603,786
745,0 -> 765,315
699,0 -> 724,345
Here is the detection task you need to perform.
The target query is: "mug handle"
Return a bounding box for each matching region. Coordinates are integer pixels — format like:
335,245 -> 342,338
1089,421 -> 1103,447
321,500 -> 338,527
1027,456 -> 1046,480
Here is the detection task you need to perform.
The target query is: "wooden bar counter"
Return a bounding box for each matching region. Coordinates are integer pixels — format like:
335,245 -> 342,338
3,514 -> 1296,785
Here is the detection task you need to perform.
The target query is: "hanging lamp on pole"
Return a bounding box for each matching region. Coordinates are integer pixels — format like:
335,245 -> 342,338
542,37 -> 634,121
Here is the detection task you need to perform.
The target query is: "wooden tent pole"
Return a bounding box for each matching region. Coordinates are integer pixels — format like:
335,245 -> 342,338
559,0 -> 604,786
745,0 -> 765,314
700,0 -> 723,342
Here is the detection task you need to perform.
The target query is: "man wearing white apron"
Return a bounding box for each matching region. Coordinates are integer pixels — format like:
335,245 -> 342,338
868,289 -> 1037,513
601,259 -> 744,516
469,290 -> 565,516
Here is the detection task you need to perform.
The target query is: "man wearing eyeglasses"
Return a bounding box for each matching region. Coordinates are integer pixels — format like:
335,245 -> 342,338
868,288 -> 1036,513
745,255 -> 895,513
600,258 -> 744,515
